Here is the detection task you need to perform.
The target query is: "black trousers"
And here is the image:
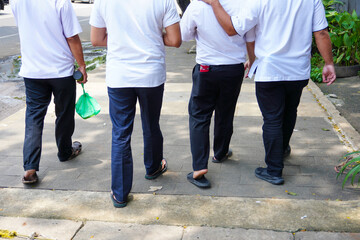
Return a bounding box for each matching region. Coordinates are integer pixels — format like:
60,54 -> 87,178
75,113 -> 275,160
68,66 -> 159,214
256,80 -> 308,177
189,64 -> 244,171
177,0 -> 190,13
23,76 -> 76,171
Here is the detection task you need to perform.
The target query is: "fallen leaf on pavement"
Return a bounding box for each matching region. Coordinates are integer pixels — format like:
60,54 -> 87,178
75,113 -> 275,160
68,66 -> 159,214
285,190 -> 297,196
148,186 -> 162,192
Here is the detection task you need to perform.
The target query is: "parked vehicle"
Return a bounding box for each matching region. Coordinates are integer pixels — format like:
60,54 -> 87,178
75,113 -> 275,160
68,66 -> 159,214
0,0 -> 9,11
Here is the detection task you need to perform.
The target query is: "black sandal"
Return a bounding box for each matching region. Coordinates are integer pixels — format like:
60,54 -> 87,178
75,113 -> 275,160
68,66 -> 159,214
145,159 -> 168,180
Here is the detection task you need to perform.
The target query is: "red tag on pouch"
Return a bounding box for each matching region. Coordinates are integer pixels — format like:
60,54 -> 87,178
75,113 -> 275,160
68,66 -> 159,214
200,65 -> 209,72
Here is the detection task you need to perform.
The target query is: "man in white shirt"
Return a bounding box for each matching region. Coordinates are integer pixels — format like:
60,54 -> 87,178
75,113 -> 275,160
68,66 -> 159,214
11,0 -> 87,185
202,0 -> 336,185
90,0 -> 181,208
181,0 -> 255,188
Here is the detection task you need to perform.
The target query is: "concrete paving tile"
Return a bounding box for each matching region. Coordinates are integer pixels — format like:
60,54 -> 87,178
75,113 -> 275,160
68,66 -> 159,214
183,227 -> 293,240
284,156 -> 315,167
282,165 -> 302,176
173,182 -> 219,196
285,175 -> 314,186
295,232 -> 360,240
0,175 -> 22,187
74,222 -> 184,240
0,216 -> 82,240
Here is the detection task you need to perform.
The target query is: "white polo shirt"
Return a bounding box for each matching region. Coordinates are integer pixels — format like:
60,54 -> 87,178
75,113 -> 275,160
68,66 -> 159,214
231,0 -> 328,82
89,0 -> 180,88
11,0 -> 82,79
180,0 -> 255,65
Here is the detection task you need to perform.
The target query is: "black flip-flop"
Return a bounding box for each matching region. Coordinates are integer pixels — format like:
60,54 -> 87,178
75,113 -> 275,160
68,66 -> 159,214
212,149 -> 233,163
145,159 -> 168,180
22,172 -> 38,184
110,192 -> 127,208
187,172 -> 211,188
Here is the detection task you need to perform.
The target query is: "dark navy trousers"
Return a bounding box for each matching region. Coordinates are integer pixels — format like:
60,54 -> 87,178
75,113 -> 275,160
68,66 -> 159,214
256,80 -> 309,177
108,84 -> 164,202
189,64 -> 244,171
23,76 -> 76,171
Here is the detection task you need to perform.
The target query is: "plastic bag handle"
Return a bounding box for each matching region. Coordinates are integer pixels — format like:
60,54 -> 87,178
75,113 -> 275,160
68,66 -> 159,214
81,83 -> 86,95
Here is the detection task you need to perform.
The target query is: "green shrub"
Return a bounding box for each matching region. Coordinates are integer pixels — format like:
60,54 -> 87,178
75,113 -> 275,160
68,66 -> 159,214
328,10 -> 360,66
337,151 -> 360,188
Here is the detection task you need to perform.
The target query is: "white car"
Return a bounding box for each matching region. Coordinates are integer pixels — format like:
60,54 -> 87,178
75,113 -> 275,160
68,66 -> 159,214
71,0 -> 94,3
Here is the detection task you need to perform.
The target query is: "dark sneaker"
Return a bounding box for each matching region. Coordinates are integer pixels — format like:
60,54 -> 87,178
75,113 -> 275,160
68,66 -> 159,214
255,167 -> 284,185
187,172 -> 211,188
283,145 -> 291,158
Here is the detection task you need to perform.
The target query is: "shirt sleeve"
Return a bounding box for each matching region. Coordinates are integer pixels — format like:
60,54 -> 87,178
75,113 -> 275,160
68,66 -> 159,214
231,1 -> 259,37
312,0 -> 328,32
163,0 -> 181,28
60,0 -> 82,38
180,2 -> 196,41
89,0 -> 106,28
244,26 -> 256,42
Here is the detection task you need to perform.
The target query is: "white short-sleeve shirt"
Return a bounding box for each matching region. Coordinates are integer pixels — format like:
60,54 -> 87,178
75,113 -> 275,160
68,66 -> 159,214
231,0 -> 328,82
90,0 -> 180,88
180,0 -> 255,65
11,0 -> 82,79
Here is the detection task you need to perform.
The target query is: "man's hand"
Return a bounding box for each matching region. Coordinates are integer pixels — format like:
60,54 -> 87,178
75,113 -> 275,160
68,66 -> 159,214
77,65 -> 88,84
244,60 -> 252,78
322,64 -> 336,86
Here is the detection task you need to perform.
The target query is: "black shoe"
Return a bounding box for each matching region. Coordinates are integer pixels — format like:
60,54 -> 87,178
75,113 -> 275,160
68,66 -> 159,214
283,145 -> 291,158
212,149 -> 233,163
187,172 -> 211,188
255,167 -> 284,185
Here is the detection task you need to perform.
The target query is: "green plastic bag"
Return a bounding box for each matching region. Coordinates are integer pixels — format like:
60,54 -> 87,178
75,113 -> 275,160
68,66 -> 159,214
76,84 -> 101,119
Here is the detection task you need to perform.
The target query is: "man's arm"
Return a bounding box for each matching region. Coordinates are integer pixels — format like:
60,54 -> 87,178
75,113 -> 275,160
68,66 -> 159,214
66,34 -> 87,84
163,22 -> 182,48
201,0 -> 237,36
245,41 -> 255,78
91,26 -> 107,47
314,28 -> 336,86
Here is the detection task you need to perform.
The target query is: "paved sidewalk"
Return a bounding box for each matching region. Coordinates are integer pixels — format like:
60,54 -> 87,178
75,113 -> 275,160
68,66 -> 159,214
0,42 -> 360,239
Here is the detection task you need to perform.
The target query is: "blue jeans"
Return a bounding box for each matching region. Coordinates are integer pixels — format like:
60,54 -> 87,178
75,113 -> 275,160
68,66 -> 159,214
108,84 -> 164,202
189,64 -> 244,171
23,77 -> 76,171
256,80 -> 308,177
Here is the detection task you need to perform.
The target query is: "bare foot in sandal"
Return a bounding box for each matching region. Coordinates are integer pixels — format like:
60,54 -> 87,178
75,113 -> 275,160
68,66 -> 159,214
22,169 -> 38,184
61,141 -> 82,162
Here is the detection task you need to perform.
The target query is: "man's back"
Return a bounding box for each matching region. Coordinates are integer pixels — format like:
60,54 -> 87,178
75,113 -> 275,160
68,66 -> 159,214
11,0 -> 81,78
231,0 -> 328,80
90,0 -> 180,87
181,0 -> 254,65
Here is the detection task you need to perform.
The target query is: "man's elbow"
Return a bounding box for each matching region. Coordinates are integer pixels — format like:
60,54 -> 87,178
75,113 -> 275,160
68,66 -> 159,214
91,37 -> 106,47
225,27 -> 238,36
91,39 -> 100,47
166,37 -> 182,48
173,38 -> 182,48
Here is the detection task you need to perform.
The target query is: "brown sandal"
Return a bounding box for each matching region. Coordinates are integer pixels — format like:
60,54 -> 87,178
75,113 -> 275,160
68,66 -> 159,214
22,172 -> 38,184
